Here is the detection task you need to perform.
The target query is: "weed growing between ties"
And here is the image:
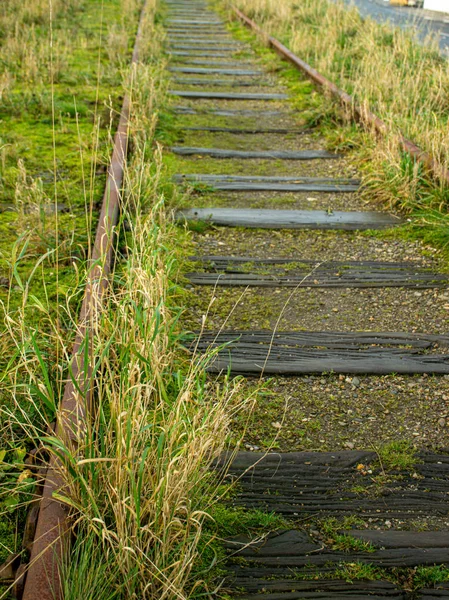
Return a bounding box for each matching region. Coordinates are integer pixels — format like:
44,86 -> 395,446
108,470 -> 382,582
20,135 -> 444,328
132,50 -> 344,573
56,67 -> 255,595
58,158 -> 247,598
220,0 -> 449,256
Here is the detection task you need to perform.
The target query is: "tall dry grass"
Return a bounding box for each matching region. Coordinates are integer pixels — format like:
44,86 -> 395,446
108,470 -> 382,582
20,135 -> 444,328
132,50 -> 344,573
0,0 -> 84,99
56,146 -> 244,599
227,0 -> 449,211
1,2 -> 248,597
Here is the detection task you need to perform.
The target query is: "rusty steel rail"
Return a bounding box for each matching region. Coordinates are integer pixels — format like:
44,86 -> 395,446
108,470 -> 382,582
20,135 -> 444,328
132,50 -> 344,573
20,3 -> 149,599
232,6 -> 449,187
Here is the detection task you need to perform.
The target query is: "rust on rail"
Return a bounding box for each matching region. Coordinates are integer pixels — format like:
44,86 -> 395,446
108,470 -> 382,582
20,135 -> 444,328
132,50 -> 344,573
21,3 -> 149,599
232,6 -> 449,187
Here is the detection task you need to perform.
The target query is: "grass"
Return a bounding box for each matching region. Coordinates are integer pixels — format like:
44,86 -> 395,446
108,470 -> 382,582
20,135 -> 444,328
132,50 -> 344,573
49,52 -> 259,591
377,440 -> 419,471
220,0 -> 449,258
0,0 -> 146,582
334,561 -> 384,582
0,1 -> 261,597
332,534 -> 375,553
414,565 -> 449,588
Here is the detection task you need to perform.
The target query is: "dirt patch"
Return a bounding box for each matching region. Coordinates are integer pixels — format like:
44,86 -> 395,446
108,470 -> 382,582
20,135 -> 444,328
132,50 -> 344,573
175,130 -> 329,152
229,373 -> 449,454
181,189 -> 376,212
192,228 -> 442,265
170,155 -> 356,178
183,283 -> 449,333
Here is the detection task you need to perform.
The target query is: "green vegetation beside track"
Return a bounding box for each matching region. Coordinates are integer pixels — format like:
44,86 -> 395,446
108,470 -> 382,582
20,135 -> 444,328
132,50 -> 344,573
220,0 -> 449,260
0,0 -> 142,586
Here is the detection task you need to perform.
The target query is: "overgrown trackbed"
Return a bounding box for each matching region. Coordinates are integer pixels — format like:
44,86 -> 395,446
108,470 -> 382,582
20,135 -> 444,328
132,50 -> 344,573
166,0 -> 449,597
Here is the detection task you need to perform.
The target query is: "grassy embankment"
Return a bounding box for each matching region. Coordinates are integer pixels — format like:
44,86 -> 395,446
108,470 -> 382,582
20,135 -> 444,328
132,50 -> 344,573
1,0 -> 269,597
0,0 -> 142,586
222,0 -> 449,253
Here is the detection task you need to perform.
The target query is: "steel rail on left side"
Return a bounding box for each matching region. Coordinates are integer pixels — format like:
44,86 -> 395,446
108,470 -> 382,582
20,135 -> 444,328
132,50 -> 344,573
6,3 -> 150,599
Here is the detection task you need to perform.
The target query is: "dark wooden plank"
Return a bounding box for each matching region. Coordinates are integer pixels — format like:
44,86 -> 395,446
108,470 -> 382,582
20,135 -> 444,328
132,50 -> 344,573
172,60 -> 254,67
179,126 -> 303,134
203,348 -> 449,375
168,44 -> 241,51
185,256 -> 449,288
169,51 -> 232,57
166,26 -> 227,31
225,530 -> 449,568
228,578 -> 404,598
189,330 -> 449,375
169,67 -> 262,75
169,91 -> 288,99
168,12 -> 213,16
166,31 -> 231,36
231,547 -> 449,568
167,28 -> 229,32
169,42 -> 234,47
175,175 -> 358,184
167,10 -> 211,14
421,585 -> 449,598
342,530 -> 449,549
172,78 -> 270,87
168,40 -> 241,46
226,530 -> 320,555
190,256 -> 407,265
186,271 -> 449,288
176,208 -> 401,230
166,24 -> 227,27
173,106 -> 286,116
237,588 -> 404,598
212,450 -> 449,518
168,38 -> 236,44
167,19 -> 223,24
170,147 -> 338,159
174,173 -> 358,190
167,35 -> 231,39
215,449 -> 377,470
195,331 -> 449,348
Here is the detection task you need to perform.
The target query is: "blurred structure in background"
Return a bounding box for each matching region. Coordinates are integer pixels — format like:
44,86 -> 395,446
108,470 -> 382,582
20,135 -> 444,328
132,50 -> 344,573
423,0 -> 449,13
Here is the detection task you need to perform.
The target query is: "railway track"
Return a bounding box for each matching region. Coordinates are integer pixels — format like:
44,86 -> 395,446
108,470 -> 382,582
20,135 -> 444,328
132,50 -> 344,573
6,0 -> 449,598
165,0 -> 449,598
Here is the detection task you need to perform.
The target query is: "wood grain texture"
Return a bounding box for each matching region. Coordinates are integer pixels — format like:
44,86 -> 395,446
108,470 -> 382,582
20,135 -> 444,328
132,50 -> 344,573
173,78 -> 271,87
168,44 -> 241,51
179,126 -> 301,133
174,173 -> 359,191
342,530 -> 449,549
169,67 -> 262,75
213,450 -> 449,518
172,60 -> 255,67
169,51 -> 231,57
171,147 -> 338,159
169,90 -> 288,99
173,106 -> 286,116
189,330 -> 449,374
177,208 -> 401,230
186,256 -> 449,288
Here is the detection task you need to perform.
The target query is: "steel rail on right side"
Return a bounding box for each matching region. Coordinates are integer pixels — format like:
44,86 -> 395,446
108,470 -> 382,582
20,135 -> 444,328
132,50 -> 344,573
233,7 -> 449,187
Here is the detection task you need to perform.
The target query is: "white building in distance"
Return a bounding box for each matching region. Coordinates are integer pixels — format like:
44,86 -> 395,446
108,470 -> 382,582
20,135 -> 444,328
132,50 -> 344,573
423,0 -> 449,13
